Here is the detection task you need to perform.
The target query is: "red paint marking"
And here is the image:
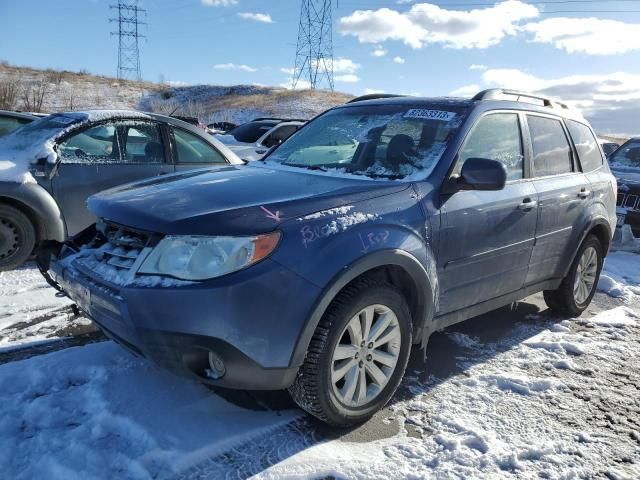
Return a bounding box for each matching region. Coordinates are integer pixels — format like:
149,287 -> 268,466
260,206 -> 282,222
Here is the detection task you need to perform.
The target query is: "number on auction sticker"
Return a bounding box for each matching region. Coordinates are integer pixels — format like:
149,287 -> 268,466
403,109 -> 456,121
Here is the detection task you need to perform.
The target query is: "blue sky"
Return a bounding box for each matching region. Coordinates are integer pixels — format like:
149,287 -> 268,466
1,0 -> 640,133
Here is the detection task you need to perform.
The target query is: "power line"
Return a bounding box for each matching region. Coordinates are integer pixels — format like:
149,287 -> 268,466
110,1 -> 146,81
292,0 -> 335,91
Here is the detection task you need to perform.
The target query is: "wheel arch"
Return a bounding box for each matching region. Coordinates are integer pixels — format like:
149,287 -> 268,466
289,248 -> 436,368
0,183 -> 66,243
561,216 -> 612,279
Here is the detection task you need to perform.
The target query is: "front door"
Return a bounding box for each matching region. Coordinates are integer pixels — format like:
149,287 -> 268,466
438,112 -> 539,314
52,120 -> 172,236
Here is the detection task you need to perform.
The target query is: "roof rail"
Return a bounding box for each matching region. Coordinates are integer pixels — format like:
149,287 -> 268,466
472,88 -> 569,110
346,93 -> 406,104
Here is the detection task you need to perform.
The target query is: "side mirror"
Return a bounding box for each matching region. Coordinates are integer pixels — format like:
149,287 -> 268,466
455,158 -> 507,192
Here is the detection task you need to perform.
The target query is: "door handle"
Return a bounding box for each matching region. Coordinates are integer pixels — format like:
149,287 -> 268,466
518,198 -> 537,210
578,188 -> 590,199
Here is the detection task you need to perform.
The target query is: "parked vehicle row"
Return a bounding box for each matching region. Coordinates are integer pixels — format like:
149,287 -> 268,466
608,137 -> 640,236
42,89 -> 616,426
0,110 -> 242,269
214,118 -> 306,161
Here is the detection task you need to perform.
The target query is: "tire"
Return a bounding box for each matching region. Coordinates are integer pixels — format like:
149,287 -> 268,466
289,279 -> 412,426
543,235 -> 603,317
0,204 -> 36,271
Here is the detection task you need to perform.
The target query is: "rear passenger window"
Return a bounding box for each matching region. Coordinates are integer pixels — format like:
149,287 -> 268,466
457,113 -> 523,181
173,128 -> 227,164
527,115 -> 573,176
566,120 -> 603,172
123,124 -> 165,164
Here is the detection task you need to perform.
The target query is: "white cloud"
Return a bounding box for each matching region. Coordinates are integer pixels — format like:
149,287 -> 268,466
469,64 -> 486,70
331,57 -> 361,74
393,56 -> 405,64
201,0 -> 237,6
450,84 -> 480,97
524,17 -> 640,55
213,63 -> 257,73
280,67 -> 294,75
365,88 -> 385,94
371,46 -> 387,57
335,74 -> 360,83
280,79 -> 312,90
167,80 -> 188,87
452,68 -> 640,135
238,12 -> 273,23
338,1 -> 538,49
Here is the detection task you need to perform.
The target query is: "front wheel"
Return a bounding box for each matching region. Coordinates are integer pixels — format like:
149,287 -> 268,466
543,235 -> 603,317
289,280 -> 412,426
0,204 -> 36,271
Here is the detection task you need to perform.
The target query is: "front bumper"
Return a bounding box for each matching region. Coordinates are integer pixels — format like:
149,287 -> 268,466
51,247 -> 321,390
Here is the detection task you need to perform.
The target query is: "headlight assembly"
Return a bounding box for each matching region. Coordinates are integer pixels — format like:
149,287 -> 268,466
138,232 -> 281,281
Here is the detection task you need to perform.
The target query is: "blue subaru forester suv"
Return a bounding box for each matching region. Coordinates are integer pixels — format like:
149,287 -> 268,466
43,89 -> 616,426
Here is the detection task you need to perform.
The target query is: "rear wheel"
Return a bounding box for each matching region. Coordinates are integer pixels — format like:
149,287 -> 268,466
289,280 -> 412,426
0,204 -> 36,271
543,235 -> 603,317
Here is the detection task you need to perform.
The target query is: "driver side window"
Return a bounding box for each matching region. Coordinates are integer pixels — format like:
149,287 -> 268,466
58,124 -> 121,163
456,113 -> 523,181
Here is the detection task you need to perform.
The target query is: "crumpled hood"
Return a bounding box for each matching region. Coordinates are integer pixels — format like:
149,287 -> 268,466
88,164 -> 408,235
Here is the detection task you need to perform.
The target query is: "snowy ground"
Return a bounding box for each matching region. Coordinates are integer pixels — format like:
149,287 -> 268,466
0,253 -> 639,479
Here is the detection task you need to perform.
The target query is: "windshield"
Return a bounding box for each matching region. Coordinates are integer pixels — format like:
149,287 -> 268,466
264,104 -> 468,179
227,121 -> 277,143
11,113 -> 83,140
609,140 -> 640,167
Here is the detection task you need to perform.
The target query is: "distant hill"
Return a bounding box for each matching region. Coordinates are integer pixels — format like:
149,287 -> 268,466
0,62 -> 353,123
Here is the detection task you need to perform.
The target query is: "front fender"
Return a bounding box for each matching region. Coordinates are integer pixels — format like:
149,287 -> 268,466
284,239 -> 438,368
0,181 -> 65,242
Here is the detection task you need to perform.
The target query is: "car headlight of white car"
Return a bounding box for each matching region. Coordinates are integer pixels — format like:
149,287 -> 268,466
138,232 -> 281,281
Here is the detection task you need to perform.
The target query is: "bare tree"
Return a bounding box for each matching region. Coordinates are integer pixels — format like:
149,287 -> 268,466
0,76 -> 19,110
21,79 -> 49,113
45,69 -> 65,86
148,98 -> 180,115
179,100 -> 205,120
63,89 -> 76,111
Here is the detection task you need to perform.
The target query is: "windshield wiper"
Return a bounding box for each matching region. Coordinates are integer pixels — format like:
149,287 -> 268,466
282,164 -> 329,172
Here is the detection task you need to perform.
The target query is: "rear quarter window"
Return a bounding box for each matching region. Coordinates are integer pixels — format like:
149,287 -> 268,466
566,120 -> 603,172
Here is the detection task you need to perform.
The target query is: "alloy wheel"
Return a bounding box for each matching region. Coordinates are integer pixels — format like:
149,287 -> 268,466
330,304 -> 401,408
574,246 -> 598,304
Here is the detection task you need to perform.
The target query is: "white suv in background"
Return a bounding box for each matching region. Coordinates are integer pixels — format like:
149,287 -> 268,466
215,118 -> 305,161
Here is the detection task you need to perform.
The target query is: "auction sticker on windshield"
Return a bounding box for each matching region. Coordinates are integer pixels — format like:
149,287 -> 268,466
404,109 -> 456,121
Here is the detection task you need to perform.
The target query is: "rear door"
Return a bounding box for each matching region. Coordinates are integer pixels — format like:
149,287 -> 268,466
169,127 -> 230,172
566,120 -> 616,233
525,114 -> 591,285
52,120 -> 172,235
438,111 -> 539,313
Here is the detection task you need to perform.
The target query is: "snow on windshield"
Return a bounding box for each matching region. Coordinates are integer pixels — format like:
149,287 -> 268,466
0,110 -> 151,184
265,105 -> 466,181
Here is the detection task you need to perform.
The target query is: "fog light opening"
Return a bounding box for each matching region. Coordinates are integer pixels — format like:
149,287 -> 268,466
206,351 -> 226,380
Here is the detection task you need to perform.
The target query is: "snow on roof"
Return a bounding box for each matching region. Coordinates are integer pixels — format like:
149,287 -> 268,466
0,110 -> 152,184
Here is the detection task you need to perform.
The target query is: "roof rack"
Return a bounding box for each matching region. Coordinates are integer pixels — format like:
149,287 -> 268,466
472,89 -> 569,110
346,93 -> 406,104
251,117 -> 307,123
